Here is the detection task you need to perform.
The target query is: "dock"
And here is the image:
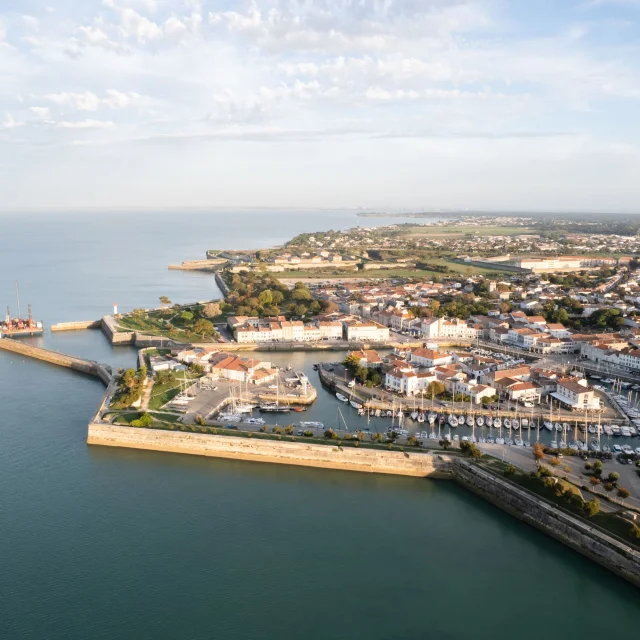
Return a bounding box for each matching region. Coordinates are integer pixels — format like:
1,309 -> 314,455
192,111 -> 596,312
51,320 -> 101,332
0,337 -> 113,385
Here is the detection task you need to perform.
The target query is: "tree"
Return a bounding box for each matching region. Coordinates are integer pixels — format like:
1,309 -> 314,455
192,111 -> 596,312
607,471 -> 620,485
258,290 -> 274,306
324,429 -> 338,440
407,436 -> 419,447
203,302 -> 221,317
193,319 -> 214,337
159,296 -> 171,307
181,311 -> 194,321
439,438 -> 452,450
583,497 -> 600,518
504,464 -> 516,476
532,443 -> 545,466
427,381 -> 445,397
292,285 -> 312,301
194,414 -> 207,426
617,487 -> 630,500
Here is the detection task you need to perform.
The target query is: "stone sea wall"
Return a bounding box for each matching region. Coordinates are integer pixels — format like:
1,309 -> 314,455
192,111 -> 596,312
87,424 -> 452,477
51,320 -> 101,332
452,459 -> 640,587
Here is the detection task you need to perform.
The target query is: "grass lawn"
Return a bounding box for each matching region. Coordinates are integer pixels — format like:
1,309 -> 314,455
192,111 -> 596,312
148,373 -> 202,411
592,513 -> 640,548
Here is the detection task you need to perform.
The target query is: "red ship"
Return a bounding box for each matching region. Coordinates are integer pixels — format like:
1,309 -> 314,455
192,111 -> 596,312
0,282 -> 43,338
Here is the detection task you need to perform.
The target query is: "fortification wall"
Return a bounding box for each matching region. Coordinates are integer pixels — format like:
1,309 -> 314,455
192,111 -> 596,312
452,459 -> 640,587
87,423 -> 452,478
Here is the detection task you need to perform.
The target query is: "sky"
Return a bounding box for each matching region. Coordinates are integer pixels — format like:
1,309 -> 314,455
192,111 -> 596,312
1,0 -> 640,212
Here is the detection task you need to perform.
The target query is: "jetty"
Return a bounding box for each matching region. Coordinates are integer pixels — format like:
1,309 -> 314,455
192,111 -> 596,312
0,337 -> 113,385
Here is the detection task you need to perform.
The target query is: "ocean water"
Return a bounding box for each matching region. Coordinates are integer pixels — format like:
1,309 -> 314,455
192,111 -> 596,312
0,209 -> 638,640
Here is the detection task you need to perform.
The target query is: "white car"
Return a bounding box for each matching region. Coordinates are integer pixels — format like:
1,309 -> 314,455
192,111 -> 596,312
523,401 -> 534,408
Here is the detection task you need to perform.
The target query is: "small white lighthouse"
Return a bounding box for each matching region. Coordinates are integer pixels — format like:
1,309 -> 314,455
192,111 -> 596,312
113,303 -> 118,316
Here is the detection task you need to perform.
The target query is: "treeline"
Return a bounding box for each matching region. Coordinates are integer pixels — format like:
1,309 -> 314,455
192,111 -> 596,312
113,367 -> 147,409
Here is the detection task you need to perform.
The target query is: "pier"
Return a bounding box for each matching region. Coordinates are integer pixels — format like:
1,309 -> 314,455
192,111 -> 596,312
0,337 -> 113,385
51,320 -> 101,332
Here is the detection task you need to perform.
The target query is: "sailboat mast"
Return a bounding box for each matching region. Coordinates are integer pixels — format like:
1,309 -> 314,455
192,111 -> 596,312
15,281 -> 21,319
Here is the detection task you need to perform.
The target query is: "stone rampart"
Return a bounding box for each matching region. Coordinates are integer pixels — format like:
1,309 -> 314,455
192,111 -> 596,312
452,459 -> 640,587
87,423 -> 452,478
51,320 -> 101,332
0,338 -> 112,385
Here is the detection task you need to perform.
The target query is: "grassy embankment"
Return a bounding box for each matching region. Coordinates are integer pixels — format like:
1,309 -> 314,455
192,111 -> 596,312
405,225 -> 538,237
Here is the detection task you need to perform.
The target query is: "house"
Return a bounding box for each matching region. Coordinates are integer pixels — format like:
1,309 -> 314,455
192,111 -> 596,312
409,348 -> 454,369
504,381 -> 542,403
348,350 -> 383,369
551,378 -> 599,411
210,355 -> 278,385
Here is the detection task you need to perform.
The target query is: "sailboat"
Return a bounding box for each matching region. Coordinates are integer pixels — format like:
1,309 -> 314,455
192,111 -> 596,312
260,373 -> 291,413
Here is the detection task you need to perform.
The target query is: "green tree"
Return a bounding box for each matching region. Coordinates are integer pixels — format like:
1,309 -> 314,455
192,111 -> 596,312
427,381 -> 445,397
504,464 -> 516,476
583,498 -> 600,517
258,290 -> 274,306
439,438 -> 452,450
193,319 -> 214,337
181,311 -> 194,321
607,472 -> 620,485
159,296 -> 171,307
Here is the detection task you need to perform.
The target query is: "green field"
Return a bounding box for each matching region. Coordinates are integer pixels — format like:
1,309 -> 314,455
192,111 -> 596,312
406,225 -> 537,237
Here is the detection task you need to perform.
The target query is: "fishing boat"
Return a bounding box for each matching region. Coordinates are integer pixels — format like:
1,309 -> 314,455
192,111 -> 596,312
336,393 -> 349,403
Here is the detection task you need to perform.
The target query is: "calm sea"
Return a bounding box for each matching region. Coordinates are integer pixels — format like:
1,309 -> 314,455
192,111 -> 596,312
0,210 -> 638,640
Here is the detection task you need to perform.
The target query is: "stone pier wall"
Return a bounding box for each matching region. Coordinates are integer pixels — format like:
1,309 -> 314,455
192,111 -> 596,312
452,459 -> 640,587
87,423 -> 452,478
51,320 -> 101,332
0,338 -> 112,385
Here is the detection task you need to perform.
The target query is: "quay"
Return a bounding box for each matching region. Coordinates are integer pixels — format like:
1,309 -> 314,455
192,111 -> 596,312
51,320 -> 101,332
0,337 -> 113,385
318,366 -> 627,426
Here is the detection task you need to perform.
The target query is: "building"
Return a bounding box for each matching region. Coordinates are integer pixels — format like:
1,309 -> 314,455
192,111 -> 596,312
348,350 -> 383,369
409,348 -> 454,369
551,378 -> 599,411
513,256 -> 617,273
344,320 -> 390,342
209,355 -> 278,385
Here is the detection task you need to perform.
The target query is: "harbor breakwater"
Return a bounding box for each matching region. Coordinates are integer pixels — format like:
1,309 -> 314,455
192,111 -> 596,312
87,423 -> 451,477
0,338 -> 113,385
51,320 -> 101,332
451,459 -> 640,587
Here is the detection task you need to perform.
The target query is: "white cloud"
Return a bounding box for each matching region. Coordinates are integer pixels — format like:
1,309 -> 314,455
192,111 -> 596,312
29,106 -> 52,120
42,90 -> 141,111
55,119 -> 115,129
1,113 -> 24,129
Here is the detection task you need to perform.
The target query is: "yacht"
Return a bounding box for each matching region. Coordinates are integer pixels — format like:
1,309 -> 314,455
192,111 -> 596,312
259,403 -> 291,414
521,418 -> 528,428
468,435 -> 477,444
299,421 -> 324,429
494,418 -> 502,428
603,425 -> 613,436
476,416 -> 484,427
449,416 -> 459,427
496,437 -> 505,445
336,393 -> 349,403
602,444 -> 611,453
514,437 -> 524,446
512,419 -> 519,430
349,400 -> 361,410
457,414 -> 465,424
452,434 -> 460,442
589,439 -> 601,452
543,421 -> 553,431
417,413 -> 425,423
621,426 -> 631,437
611,426 -> 621,436
504,419 -> 511,429
550,440 -> 558,449
428,412 -> 437,425
466,415 -> 474,427
629,426 -> 637,437
411,411 -> 419,421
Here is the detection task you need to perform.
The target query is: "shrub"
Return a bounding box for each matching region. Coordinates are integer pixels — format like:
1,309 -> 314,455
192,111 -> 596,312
617,487 -> 630,500
589,476 -> 601,485
194,414 -> 207,426
603,482 -> 615,492
584,462 -> 592,471
272,426 -> 284,434
324,429 -> 338,440
303,430 -> 313,437
583,498 -> 600,517
538,466 -> 552,478
504,464 -> 516,476
593,460 -> 603,470
549,458 -> 560,467
607,472 -> 620,484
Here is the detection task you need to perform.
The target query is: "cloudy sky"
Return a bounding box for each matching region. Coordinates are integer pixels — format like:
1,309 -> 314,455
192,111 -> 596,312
1,0 -> 640,212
